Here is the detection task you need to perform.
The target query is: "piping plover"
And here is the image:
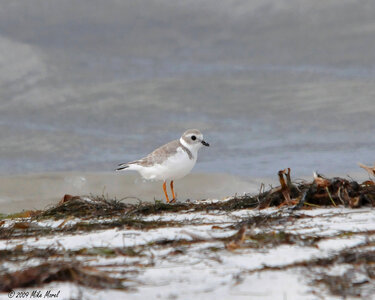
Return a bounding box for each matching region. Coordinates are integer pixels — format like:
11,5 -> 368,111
116,129 -> 210,203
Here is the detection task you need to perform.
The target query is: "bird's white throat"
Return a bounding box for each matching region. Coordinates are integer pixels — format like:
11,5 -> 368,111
180,137 -> 201,158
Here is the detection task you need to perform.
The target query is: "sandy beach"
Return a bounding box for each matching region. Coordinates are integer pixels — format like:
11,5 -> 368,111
1,174 -> 375,299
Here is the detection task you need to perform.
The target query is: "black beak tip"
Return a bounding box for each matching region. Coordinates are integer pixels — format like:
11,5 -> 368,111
202,140 -> 210,147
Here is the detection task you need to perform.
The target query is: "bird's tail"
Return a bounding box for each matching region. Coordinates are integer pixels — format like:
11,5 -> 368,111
116,163 -> 129,171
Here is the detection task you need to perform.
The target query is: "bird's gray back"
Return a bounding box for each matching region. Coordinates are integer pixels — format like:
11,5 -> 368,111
128,139 -> 192,167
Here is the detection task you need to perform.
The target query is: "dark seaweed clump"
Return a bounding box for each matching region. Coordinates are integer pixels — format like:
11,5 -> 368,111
1,169 -> 374,222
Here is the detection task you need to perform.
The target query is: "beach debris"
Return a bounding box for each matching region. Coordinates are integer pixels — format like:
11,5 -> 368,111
313,171 -> 331,188
312,172 -> 337,207
58,194 -> 76,205
290,171 -> 375,209
278,168 -> 292,204
363,180 -> 375,186
313,251 -> 375,298
225,225 -> 246,250
38,196 -> 128,219
57,216 -> 75,228
1,168 -> 373,225
278,168 -> 299,206
0,221 -> 49,239
30,170 -> 375,221
358,162 -> 375,178
0,262 -> 126,292
2,210 -> 41,219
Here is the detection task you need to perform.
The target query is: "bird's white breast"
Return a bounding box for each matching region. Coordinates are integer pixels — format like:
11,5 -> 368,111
134,147 -> 197,181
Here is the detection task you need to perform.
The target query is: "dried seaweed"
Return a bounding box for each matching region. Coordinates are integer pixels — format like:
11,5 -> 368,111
0,217 -> 181,241
37,196 -> 129,219
0,262 -> 126,292
0,169 -> 370,223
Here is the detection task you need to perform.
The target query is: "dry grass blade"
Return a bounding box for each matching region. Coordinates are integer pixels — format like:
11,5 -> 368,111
358,162 -> 375,177
279,169 -> 291,204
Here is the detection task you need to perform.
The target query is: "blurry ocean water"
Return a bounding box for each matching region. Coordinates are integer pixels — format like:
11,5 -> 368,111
0,0 -> 375,179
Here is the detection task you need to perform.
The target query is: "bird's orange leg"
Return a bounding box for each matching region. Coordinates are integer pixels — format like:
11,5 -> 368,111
170,180 -> 176,203
163,181 -> 170,203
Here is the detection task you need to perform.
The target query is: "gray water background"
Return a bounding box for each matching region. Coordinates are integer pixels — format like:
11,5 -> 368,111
1,0 -> 375,179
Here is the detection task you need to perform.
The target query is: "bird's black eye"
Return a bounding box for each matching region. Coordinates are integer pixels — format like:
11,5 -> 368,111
191,135 -> 196,140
